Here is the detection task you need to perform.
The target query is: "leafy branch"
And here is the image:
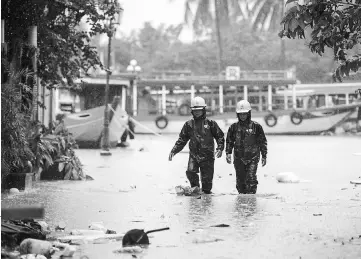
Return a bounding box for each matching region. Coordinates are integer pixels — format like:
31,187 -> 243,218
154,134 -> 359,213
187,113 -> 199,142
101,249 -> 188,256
280,0 -> 361,82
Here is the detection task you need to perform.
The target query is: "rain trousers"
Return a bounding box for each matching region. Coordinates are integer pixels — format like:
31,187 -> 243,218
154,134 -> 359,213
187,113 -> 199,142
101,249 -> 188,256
171,118 -> 225,193
226,114 -> 267,194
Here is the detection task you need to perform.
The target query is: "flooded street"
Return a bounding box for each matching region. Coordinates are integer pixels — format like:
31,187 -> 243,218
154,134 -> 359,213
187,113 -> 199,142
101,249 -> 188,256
2,135 -> 361,259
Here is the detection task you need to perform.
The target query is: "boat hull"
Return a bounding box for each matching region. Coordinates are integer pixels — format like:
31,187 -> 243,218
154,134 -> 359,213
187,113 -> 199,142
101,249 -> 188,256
132,108 -> 360,135
64,105 -> 128,148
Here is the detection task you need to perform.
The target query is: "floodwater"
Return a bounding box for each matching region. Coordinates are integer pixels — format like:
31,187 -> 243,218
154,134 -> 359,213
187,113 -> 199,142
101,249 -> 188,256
2,135 -> 361,259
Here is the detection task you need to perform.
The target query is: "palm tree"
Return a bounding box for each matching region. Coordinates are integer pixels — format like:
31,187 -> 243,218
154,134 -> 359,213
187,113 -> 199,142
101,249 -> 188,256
177,0 -> 249,74
247,0 -> 286,69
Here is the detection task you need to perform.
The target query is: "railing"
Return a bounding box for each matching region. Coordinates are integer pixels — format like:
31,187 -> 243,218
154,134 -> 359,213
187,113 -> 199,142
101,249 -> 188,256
143,70 -> 296,81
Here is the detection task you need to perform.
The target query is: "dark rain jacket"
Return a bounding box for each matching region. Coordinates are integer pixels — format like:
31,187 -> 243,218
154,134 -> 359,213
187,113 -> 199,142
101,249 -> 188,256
226,120 -> 267,164
171,118 -> 225,162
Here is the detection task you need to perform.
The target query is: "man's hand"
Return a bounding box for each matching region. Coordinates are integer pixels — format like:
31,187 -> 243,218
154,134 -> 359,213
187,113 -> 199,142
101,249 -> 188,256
226,154 -> 232,164
168,152 -> 175,161
262,157 -> 267,167
215,150 -> 222,158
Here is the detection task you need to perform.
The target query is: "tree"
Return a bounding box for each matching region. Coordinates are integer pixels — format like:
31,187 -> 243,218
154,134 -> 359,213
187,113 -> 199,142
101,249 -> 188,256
176,0 -> 248,74
110,22 -> 332,83
248,0 -> 287,68
2,0 -> 122,90
279,0 -> 361,82
1,0 -> 122,180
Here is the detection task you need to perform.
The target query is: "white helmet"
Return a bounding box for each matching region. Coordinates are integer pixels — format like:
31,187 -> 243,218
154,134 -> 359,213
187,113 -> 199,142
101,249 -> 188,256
236,100 -> 251,113
191,96 -> 207,110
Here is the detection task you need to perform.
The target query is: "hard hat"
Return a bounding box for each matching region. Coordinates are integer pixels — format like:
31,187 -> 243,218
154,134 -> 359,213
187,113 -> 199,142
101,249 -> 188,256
236,100 -> 251,113
191,96 -> 207,110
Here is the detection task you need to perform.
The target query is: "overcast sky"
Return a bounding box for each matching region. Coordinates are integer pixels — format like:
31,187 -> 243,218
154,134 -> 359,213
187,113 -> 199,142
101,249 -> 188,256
118,0 -> 193,42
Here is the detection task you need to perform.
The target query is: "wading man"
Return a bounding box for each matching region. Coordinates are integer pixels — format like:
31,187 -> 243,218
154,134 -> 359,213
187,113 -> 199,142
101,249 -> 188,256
169,96 -> 225,194
226,100 -> 268,194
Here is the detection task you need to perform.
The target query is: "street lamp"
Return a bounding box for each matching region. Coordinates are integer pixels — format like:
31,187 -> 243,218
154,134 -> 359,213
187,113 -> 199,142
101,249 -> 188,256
126,60 -> 141,116
100,1 -> 122,156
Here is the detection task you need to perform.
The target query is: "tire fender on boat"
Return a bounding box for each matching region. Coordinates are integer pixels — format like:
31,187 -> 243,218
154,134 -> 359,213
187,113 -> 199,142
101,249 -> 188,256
290,111 -> 303,125
264,113 -> 277,127
178,103 -> 190,116
155,116 -> 169,129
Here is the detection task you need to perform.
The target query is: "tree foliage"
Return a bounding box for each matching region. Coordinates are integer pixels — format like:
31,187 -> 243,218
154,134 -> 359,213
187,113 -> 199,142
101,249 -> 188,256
1,69 -> 35,178
108,22 -> 333,83
2,0 -> 123,89
279,0 -> 361,82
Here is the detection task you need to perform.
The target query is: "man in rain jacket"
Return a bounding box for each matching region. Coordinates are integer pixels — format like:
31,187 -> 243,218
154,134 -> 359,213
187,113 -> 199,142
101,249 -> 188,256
226,100 -> 267,194
169,96 -> 225,194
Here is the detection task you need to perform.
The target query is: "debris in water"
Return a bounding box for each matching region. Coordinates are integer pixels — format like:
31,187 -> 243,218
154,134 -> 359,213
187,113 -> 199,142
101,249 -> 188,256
9,188 -> 20,195
313,214 -> 322,216
276,172 -> 300,183
175,186 -> 201,196
20,254 -> 47,259
106,229 -> 117,234
55,222 -> 66,231
86,175 -> 94,180
210,224 -> 230,228
192,237 -> 223,244
341,188 -> 347,190
113,246 -> 143,253
89,222 -> 106,232
229,174 -> 232,176
350,179 -> 361,185
122,227 -> 170,246
70,229 -> 105,236
19,239 -> 53,257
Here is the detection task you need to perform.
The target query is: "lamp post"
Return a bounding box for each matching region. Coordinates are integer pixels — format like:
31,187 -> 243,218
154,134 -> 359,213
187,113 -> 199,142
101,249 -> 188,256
126,60 -> 141,116
100,1 -> 122,156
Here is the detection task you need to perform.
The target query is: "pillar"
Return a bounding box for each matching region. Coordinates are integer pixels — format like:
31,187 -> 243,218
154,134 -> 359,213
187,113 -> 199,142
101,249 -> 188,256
191,85 -> 195,100
292,85 -> 297,109
122,86 -> 126,110
284,91 -> 288,110
268,85 -> 273,111
243,85 -> 248,101
219,84 -> 223,114
162,85 -> 166,115
133,79 -> 137,116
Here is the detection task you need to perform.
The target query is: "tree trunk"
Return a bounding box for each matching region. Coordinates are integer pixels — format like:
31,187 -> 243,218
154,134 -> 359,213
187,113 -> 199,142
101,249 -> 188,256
214,0 -> 223,76
28,26 -> 39,123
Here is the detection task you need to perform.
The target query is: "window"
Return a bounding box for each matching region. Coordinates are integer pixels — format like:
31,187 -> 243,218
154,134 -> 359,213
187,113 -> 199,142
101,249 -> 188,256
329,94 -> 346,105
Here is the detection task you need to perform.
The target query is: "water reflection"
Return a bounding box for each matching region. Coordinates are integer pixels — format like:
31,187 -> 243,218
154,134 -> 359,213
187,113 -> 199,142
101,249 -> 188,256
232,195 -> 260,240
233,195 -> 258,218
186,196 -> 214,228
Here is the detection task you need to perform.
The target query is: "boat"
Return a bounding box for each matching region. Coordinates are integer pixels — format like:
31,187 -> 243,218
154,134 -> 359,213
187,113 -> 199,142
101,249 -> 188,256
56,70 -> 361,136
64,99 -> 129,148
130,72 -> 361,135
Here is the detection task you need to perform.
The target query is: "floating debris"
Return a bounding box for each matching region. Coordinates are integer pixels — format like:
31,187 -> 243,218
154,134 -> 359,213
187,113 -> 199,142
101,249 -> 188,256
175,186 -> 201,196
192,237 -> 223,244
350,179 -> 361,185
113,246 -> 143,254
276,172 -> 300,183
210,224 -> 230,228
